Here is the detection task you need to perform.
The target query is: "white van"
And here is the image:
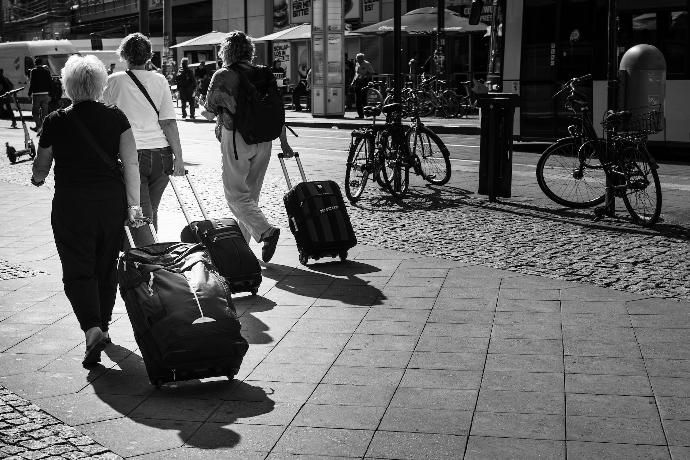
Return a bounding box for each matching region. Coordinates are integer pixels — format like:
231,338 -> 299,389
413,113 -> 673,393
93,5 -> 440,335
79,50 -> 126,74
0,40 -> 78,110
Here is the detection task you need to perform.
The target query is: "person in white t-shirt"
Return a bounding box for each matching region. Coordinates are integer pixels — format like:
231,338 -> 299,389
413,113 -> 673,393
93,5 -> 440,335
102,33 -> 185,230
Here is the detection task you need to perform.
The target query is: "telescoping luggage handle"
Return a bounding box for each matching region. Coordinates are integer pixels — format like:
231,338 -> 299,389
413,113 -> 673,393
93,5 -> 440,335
278,152 -> 307,190
168,171 -> 210,225
124,218 -> 158,248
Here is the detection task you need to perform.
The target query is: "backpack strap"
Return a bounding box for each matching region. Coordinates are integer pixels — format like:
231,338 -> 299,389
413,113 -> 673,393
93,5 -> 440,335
228,63 -> 254,162
126,70 -> 159,117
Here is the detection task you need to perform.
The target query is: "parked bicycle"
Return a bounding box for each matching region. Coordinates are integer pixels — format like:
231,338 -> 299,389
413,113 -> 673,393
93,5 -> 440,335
345,96 -> 451,202
536,73 -> 663,226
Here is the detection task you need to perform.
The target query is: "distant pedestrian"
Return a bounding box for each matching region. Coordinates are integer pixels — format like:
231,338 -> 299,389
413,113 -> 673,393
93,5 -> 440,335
352,53 -> 375,119
0,69 -> 17,128
194,61 -> 209,82
30,55 -> 143,367
175,58 -> 196,119
28,57 -> 52,132
292,64 -> 310,111
205,31 -> 295,263
102,32 -> 185,230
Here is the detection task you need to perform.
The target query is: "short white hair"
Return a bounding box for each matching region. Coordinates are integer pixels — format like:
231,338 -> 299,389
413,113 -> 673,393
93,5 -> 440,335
61,54 -> 108,102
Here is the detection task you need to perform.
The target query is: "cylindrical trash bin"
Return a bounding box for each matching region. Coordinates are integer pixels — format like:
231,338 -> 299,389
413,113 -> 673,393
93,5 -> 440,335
477,93 -> 518,201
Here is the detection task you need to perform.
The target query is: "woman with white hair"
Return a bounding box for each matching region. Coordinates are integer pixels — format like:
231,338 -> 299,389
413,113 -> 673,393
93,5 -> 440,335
103,32 -> 185,230
205,31 -> 294,263
30,54 -> 143,367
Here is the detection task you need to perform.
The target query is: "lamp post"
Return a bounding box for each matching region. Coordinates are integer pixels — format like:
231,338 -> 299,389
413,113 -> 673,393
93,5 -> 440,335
436,0 -> 445,75
139,0 -> 149,36
604,0 -> 618,216
393,0 -> 401,102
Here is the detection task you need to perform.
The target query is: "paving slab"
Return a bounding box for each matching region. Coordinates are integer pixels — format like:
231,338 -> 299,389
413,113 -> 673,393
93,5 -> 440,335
0,178 -> 688,458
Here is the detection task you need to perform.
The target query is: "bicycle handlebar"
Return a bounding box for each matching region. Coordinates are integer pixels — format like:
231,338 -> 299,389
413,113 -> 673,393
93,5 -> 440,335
0,87 -> 24,98
554,74 -> 592,98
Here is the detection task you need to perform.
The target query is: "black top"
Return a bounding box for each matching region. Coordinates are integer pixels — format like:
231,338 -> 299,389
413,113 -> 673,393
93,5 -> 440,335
28,65 -> 52,95
39,101 -> 130,197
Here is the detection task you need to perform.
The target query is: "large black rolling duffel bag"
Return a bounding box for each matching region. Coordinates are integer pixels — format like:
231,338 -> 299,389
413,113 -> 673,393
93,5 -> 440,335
169,172 -> 262,296
279,152 -> 357,266
118,224 -> 249,387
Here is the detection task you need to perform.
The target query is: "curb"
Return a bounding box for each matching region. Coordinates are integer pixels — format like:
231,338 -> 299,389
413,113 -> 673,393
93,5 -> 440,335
176,116 -> 482,135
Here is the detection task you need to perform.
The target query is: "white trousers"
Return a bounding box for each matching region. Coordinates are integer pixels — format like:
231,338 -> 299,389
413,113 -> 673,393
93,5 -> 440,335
220,127 -> 273,243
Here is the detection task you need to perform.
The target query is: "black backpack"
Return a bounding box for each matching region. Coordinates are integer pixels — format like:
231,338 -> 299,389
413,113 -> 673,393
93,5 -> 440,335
49,77 -> 62,100
230,62 -> 285,157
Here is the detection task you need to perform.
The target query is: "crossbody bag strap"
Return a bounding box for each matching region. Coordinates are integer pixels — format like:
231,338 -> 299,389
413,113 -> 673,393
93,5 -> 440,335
69,110 -> 120,174
126,70 -> 159,117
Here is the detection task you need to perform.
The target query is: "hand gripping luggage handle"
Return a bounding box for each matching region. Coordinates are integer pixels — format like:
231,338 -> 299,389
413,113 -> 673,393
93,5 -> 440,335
124,219 -> 158,248
278,152 -> 307,190
168,170 -> 210,225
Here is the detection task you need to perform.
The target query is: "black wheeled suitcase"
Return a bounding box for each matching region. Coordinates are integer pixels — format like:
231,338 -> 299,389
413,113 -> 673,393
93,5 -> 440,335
169,173 -> 262,295
280,153 -> 357,265
118,223 -> 249,387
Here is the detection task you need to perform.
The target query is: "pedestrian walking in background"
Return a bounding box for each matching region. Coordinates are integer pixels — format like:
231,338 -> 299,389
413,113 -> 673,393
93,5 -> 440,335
194,61 -> 209,82
352,52 -> 375,119
292,64 -> 310,112
175,58 -> 197,119
102,32 -> 185,230
205,31 -> 295,263
0,69 -> 18,128
30,55 -> 143,367
28,57 -> 52,132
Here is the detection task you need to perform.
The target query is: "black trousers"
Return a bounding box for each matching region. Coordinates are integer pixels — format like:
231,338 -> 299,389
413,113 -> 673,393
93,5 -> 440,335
51,189 -> 126,332
354,79 -> 371,117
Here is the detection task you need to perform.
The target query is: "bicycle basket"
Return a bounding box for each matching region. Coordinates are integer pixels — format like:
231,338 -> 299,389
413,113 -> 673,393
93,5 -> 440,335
603,105 -> 665,135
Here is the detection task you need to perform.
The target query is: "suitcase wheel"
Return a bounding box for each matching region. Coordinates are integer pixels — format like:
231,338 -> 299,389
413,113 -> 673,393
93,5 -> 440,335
250,288 -> 258,296
299,253 -> 309,266
339,251 -> 348,262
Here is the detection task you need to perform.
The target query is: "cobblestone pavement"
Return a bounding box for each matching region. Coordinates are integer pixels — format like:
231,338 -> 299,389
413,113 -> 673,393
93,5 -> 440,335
0,386 -> 120,459
1,155 -> 688,300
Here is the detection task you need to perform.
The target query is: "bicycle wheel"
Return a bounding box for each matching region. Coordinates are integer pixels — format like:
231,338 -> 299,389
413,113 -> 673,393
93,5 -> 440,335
536,137 -> 607,208
407,126 -> 451,185
416,91 -> 435,117
441,90 -> 461,118
620,144 -> 662,226
380,133 -> 410,198
345,135 -> 372,203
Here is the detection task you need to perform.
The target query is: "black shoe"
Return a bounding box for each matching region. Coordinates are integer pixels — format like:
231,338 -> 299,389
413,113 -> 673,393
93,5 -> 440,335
10,124 -> 17,129
356,115 -> 364,119
261,228 -> 280,263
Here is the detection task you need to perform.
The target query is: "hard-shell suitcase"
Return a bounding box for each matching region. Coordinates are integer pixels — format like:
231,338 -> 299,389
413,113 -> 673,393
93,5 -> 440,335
279,153 -> 357,265
119,224 -> 249,387
169,173 -> 262,295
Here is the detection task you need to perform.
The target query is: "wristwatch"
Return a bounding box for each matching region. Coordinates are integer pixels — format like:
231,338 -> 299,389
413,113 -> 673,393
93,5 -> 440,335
128,205 -> 142,212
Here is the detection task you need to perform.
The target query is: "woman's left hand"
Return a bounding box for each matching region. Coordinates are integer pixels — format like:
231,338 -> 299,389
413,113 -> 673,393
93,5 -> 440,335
126,206 -> 145,227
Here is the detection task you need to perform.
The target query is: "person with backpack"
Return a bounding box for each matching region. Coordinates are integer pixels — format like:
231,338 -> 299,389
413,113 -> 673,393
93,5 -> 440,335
204,31 -> 295,263
102,32 -> 185,231
175,58 -> 196,119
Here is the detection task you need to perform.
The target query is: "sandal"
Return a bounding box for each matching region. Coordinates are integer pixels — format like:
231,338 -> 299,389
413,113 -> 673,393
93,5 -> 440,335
82,328 -> 106,368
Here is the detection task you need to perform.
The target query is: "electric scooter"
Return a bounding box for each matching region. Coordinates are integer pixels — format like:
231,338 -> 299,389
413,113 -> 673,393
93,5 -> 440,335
1,87 -> 36,164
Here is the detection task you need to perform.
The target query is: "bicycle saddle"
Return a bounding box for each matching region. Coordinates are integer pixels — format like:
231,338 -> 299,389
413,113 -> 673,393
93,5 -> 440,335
381,103 -> 402,114
363,106 -> 382,117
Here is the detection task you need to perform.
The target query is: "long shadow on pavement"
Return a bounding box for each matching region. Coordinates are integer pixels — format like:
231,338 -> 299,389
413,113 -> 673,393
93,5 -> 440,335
261,260 -> 386,307
88,343 -> 275,453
